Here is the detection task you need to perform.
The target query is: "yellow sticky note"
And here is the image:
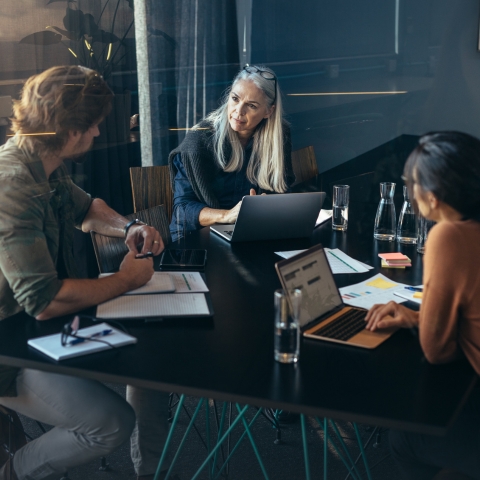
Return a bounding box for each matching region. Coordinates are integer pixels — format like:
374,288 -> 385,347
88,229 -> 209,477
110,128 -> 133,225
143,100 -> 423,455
366,278 -> 397,289
413,292 -> 423,299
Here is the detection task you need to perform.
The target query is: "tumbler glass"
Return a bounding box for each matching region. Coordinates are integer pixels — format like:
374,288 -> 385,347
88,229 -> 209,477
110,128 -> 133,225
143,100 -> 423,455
332,185 -> 349,231
274,289 -> 302,364
416,216 -> 435,254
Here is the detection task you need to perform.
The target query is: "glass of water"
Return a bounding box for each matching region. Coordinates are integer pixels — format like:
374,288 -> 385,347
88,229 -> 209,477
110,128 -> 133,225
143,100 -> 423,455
416,216 -> 435,254
274,289 -> 302,364
332,185 -> 349,231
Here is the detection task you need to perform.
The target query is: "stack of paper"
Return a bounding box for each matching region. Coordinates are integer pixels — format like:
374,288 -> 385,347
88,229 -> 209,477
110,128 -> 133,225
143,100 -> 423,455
276,248 -> 373,274
96,272 -> 211,319
378,253 -> 411,268
339,274 -> 409,309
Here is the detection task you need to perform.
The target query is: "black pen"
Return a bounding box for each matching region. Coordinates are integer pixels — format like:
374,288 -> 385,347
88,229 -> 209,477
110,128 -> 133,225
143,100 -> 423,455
136,252 -> 154,259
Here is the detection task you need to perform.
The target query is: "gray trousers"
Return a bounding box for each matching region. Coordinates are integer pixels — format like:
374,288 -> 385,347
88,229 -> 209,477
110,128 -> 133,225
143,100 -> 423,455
126,386 -> 171,477
0,369 -> 136,480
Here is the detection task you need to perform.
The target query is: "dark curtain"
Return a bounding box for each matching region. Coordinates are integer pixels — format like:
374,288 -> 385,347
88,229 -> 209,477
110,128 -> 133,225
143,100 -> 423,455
146,0 -> 240,165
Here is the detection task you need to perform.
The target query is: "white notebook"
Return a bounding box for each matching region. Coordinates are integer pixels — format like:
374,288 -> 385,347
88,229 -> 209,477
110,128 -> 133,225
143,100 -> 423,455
99,272 -> 175,294
28,323 -> 137,361
96,293 -> 210,319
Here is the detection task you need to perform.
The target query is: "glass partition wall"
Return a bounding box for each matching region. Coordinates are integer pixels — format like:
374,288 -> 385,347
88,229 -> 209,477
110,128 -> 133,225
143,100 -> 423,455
139,0 -> 480,174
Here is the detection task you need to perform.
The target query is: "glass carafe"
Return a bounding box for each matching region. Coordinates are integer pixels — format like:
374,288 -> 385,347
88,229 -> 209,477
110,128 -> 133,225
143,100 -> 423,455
397,185 -> 417,244
374,182 -> 396,241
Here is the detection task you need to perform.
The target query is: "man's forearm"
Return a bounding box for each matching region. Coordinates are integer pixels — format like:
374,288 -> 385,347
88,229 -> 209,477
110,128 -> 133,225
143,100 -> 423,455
36,274 -> 131,320
81,198 -> 128,236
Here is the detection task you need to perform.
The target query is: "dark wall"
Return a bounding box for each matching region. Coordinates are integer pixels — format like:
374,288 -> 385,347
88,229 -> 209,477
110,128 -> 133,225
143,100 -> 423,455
250,0 -> 480,174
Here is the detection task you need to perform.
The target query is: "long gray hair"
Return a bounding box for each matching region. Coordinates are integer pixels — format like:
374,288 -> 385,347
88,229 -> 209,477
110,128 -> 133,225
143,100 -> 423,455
201,65 -> 287,193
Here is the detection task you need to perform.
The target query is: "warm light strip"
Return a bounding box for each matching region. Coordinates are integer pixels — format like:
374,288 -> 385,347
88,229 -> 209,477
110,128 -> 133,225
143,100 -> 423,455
288,91 -> 407,96
68,48 -> 78,58
7,133 -> 56,137
106,43 -> 113,61
168,128 -> 209,131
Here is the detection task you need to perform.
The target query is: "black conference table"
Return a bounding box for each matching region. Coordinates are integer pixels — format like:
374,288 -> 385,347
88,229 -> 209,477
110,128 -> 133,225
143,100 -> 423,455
0,204 -> 476,439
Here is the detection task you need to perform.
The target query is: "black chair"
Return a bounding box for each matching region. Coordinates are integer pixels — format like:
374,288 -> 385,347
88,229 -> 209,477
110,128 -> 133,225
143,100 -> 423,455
90,205 -> 171,273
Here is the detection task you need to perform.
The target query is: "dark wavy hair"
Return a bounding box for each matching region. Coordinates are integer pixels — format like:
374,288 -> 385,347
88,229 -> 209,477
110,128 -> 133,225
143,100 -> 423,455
404,131 -> 480,221
11,65 -> 113,157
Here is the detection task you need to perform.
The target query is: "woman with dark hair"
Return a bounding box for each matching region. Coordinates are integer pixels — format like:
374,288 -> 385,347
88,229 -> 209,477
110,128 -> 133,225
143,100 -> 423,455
168,65 -> 295,240
365,131 -> 480,479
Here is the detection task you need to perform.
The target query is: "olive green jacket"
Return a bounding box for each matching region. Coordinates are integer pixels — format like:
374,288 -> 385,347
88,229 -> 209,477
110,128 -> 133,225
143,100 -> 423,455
0,138 -> 92,396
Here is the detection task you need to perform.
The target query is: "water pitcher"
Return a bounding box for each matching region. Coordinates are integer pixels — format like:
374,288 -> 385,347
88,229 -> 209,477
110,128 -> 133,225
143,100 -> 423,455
374,182 -> 396,241
397,185 -> 417,244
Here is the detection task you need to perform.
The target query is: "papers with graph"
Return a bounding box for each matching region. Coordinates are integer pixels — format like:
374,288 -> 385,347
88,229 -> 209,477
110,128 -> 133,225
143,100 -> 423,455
339,274 -> 409,310
276,248 -> 373,274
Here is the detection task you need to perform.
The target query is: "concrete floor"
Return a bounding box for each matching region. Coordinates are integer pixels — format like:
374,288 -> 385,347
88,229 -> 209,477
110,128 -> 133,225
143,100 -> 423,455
19,385 -> 402,480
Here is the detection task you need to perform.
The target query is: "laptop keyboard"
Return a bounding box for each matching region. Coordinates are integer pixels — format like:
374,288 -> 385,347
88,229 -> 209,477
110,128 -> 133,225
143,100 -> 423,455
311,309 -> 366,341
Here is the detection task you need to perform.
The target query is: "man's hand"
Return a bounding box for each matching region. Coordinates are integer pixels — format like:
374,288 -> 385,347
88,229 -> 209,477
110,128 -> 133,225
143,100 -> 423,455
125,224 -> 164,256
117,250 -> 154,291
365,301 -> 419,331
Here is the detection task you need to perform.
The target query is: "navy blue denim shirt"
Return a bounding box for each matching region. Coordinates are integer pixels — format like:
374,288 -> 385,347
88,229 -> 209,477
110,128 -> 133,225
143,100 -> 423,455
169,143 -> 256,241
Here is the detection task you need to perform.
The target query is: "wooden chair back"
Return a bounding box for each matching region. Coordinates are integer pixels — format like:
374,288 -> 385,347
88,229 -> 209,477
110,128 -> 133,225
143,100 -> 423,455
90,205 -> 171,273
130,166 -> 173,221
291,146 -> 319,186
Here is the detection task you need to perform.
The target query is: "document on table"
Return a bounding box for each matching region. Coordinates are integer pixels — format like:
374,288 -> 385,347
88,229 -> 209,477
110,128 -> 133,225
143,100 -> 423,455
394,286 -> 423,304
96,293 -> 210,319
275,248 -> 373,274
99,272 -> 175,294
339,273 -> 409,309
28,323 -> 137,361
168,272 -> 209,292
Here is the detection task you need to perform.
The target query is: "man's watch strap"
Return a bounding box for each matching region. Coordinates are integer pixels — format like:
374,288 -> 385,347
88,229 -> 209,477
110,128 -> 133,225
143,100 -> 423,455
124,219 -> 147,237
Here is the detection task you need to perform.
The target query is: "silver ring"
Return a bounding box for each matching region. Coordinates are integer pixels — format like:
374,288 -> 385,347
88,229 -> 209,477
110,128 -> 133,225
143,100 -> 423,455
153,240 -> 159,244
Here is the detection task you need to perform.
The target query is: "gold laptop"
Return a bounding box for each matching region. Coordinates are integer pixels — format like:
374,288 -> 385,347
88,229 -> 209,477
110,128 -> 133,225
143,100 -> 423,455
275,244 -> 397,349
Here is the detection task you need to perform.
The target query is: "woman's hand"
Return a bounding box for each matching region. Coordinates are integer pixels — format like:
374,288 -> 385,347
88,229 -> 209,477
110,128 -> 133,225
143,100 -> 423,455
365,301 -> 419,331
222,189 -> 258,224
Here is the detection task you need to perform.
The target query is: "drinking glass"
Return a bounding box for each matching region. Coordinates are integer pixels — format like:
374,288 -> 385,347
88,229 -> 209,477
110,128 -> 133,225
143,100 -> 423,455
416,216 -> 435,254
374,182 -> 396,241
332,185 -> 349,231
274,289 -> 301,364
397,185 -> 417,244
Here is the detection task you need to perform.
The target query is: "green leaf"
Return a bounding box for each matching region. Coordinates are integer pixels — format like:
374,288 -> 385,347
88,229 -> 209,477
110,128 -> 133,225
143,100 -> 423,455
48,26 -> 78,41
19,31 -> 63,45
91,30 -> 120,44
83,14 -> 99,36
63,7 -> 85,39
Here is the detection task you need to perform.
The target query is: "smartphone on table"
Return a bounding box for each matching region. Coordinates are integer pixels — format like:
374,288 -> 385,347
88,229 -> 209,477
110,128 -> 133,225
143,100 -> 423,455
158,249 -> 207,270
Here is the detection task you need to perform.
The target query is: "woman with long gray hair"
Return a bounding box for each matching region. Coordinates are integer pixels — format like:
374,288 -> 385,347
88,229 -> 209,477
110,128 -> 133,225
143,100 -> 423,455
168,65 -> 295,240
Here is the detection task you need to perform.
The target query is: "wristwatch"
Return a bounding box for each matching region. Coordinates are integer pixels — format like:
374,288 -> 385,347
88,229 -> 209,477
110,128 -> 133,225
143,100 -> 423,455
124,219 -> 147,237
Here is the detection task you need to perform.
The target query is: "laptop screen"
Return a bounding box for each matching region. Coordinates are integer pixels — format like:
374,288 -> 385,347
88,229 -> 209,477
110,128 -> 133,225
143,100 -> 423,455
276,247 -> 342,327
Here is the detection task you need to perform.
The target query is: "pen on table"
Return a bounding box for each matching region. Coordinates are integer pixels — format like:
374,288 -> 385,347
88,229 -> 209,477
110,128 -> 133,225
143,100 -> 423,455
136,252 -> 154,259
405,286 -> 423,292
69,329 -> 113,346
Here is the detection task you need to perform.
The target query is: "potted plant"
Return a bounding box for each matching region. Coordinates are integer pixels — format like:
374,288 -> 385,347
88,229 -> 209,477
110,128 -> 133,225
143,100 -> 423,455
19,0 -> 134,81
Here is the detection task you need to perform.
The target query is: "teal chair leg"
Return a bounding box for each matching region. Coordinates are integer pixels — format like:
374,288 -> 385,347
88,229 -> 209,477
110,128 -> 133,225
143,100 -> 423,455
300,415 -> 311,480
154,394 -> 186,480
353,423 -> 373,480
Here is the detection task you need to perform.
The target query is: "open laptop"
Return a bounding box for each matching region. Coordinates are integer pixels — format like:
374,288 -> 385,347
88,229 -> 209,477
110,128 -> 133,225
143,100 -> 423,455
210,192 -> 325,242
275,244 -> 397,349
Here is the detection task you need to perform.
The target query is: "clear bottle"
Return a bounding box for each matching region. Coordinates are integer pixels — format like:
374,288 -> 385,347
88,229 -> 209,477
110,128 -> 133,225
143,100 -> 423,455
374,182 -> 396,241
397,185 -> 417,244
